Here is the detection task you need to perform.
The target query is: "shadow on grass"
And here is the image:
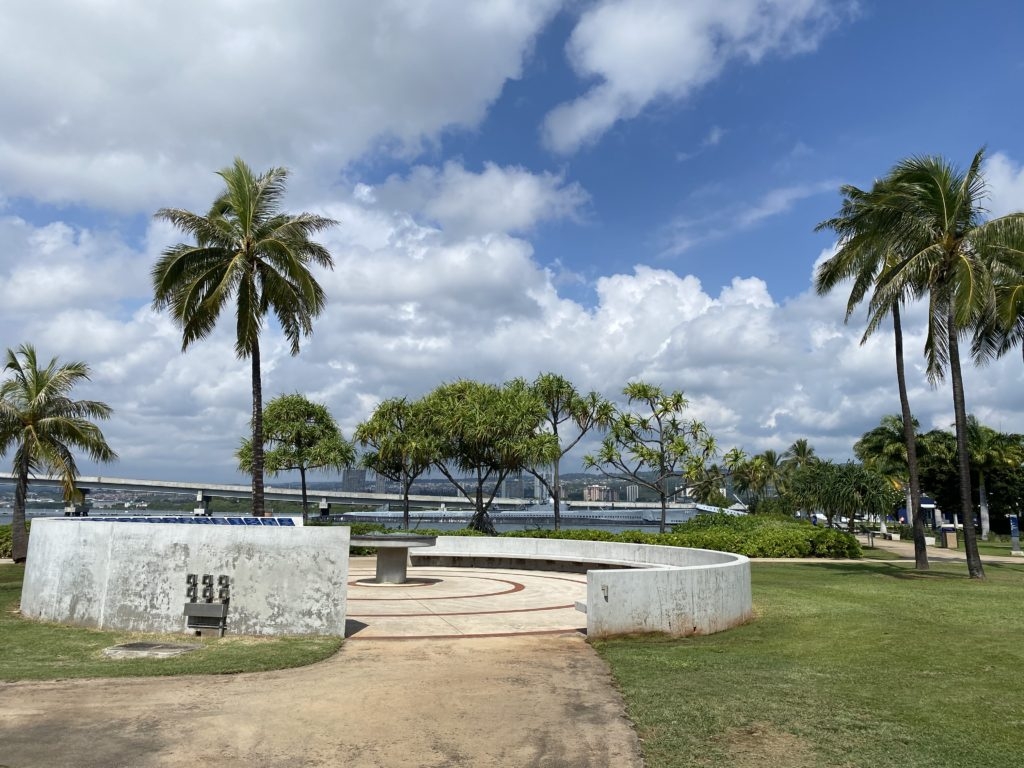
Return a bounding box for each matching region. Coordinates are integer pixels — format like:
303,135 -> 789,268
787,561 -> 967,581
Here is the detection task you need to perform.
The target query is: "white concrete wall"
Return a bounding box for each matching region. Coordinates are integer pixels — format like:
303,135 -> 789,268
415,536 -> 752,639
20,519 -> 350,636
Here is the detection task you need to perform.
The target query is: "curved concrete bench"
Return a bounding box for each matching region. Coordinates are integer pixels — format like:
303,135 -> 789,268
412,536 -> 753,638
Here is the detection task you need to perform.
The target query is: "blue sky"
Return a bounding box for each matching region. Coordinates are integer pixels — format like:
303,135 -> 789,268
2,1 -> 1024,483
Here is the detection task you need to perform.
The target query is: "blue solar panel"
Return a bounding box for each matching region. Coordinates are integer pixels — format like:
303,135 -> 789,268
226,517 -> 244,525
278,518 -> 295,527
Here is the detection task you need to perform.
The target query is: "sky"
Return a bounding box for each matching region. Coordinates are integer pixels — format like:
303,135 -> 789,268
3,0 -> 1024,485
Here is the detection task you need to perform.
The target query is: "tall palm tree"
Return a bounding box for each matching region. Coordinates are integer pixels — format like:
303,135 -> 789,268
865,149 -> 1024,579
0,344 -> 117,563
152,158 -> 336,516
816,183 -> 930,569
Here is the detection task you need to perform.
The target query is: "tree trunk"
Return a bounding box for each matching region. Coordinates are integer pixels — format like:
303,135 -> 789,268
299,465 -> 308,525
978,471 -> 990,541
894,306 -> 928,570
948,314 -> 984,579
251,342 -> 266,517
11,449 -> 30,563
658,479 -> 667,534
470,478 -> 496,535
552,460 -> 561,532
402,475 -> 412,530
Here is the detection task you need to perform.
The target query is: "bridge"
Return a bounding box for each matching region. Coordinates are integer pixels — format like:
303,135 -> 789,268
0,473 -> 697,514
0,473 -> 519,513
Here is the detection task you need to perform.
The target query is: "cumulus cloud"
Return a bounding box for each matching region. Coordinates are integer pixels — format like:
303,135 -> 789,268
0,0 -> 562,212
370,162 -> 590,236
543,0 -> 850,153
4,176 -> 1024,485
984,152 -> 1024,218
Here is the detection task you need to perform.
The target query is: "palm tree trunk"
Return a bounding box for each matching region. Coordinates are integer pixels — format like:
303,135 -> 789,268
11,449 -> 30,563
299,466 -> 308,525
948,314 -> 984,579
251,342 -> 266,517
978,471 -> 990,541
893,306 -> 928,569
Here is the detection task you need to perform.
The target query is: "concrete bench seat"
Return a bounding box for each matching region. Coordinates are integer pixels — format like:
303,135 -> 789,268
411,536 -> 753,639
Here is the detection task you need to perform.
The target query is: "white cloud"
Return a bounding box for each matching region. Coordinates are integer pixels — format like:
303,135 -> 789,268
0,0 -> 562,212
4,174 -> 1024,485
370,162 -> 589,236
662,180 -> 837,256
984,152 -> 1024,218
543,0 -> 849,153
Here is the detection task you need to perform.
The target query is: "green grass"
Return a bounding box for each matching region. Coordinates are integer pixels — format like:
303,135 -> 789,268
0,564 -> 343,681
596,560 -> 1024,768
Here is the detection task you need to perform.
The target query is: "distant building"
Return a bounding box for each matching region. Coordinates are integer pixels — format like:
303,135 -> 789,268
583,484 -> 616,502
374,473 -> 387,494
626,484 -> 639,502
342,469 -> 367,492
502,476 -> 524,498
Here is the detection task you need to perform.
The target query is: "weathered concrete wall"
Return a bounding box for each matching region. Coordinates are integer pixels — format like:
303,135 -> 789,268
414,536 -> 752,638
20,519 -> 349,636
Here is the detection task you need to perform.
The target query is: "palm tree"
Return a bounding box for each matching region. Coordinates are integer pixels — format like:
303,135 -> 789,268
864,149 -> 1024,578
966,415 -> 1024,541
816,183 -> 929,569
0,344 -> 117,563
152,158 -> 336,517
854,414 -> 921,535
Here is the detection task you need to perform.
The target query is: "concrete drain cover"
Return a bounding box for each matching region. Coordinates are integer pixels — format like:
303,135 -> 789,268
103,642 -> 201,659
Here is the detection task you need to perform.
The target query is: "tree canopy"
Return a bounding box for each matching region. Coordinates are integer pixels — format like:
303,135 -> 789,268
152,158 -> 336,517
0,344 -> 117,562
584,382 -> 716,533
420,379 -> 558,534
237,393 -> 353,523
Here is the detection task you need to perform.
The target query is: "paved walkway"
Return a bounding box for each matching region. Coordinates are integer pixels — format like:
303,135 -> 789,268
857,534 -> 1024,564
0,559 -> 641,768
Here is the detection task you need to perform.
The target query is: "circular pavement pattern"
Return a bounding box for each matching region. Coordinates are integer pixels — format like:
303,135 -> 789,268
345,558 -> 588,640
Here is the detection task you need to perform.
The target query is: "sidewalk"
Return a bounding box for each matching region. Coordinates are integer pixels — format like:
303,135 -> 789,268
857,534 -> 1024,564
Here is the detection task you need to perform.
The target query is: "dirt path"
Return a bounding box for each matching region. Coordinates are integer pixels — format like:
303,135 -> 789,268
0,634 -> 643,768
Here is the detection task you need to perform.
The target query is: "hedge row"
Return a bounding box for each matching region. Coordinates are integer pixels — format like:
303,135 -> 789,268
1,513 -> 861,560
500,513 -> 860,558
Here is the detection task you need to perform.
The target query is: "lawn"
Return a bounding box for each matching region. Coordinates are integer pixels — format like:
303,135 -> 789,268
596,560 -> 1024,768
0,564 -> 343,681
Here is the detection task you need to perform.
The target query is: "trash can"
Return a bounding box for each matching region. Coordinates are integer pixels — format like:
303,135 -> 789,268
941,524 -> 958,549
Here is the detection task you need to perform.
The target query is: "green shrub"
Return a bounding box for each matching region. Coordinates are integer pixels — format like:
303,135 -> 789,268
0,523 -> 29,560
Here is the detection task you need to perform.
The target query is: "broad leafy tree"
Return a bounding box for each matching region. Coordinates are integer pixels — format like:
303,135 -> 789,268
355,397 -> 433,530
153,158 -> 336,517
237,393 -> 353,524
583,382 -> 716,533
421,379 -> 558,534
817,182 -> 929,568
0,344 -> 117,562
525,373 -> 613,530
